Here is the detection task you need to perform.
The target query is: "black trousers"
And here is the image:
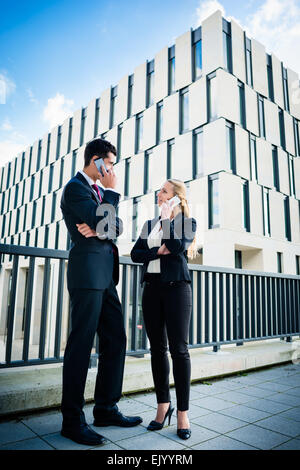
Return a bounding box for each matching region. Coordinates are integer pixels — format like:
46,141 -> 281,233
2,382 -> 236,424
142,274 -> 192,411
61,279 -> 127,427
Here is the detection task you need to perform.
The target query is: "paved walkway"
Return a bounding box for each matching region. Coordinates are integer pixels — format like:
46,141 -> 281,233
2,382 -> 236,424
0,362 -> 300,451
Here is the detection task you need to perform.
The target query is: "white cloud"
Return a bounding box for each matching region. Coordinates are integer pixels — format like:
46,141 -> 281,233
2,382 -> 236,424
0,72 -> 16,104
1,118 -> 13,131
194,0 -> 300,75
245,0 -> 300,75
27,87 -> 39,105
42,92 -> 74,130
195,0 -> 225,25
0,132 -> 30,168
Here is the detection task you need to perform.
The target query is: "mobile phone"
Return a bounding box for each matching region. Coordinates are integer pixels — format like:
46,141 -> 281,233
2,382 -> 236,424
94,158 -> 107,177
167,195 -> 181,208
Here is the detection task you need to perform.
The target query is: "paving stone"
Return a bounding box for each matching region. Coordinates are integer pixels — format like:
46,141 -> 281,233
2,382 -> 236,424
284,387 -> 300,397
218,404 -> 271,423
254,414 -> 300,437
255,382 -> 294,393
244,398 -> 293,414
89,423 -> 147,442
191,435 -> 258,450
191,412 -> 248,434
277,407 -> 300,422
118,431 -> 186,450
273,439 -> 300,450
267,393 -> 300,407
0,437 -> 54,450
193,396 -> 236,412
21,410 -> 62,436
236,386 -> 278,399
215,390 -> 256,404
42,431 -> 106,450
226,424 -> 290,450
190,383 -> 230,395
157,423 -> 219,447
0,420 -> 36,446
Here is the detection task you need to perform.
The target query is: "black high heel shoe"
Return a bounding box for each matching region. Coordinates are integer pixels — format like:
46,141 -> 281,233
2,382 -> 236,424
147,402 -> 175,431
177,411 -> 191,440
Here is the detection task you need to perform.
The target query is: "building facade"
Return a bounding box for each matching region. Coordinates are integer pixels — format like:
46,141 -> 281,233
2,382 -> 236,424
0,10 -> 300,360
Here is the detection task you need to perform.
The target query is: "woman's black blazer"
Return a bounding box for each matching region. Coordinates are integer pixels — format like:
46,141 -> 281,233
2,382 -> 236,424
130,212 -> 197,284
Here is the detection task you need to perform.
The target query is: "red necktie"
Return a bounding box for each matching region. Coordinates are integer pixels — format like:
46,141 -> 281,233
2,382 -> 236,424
92,184 -> 102,203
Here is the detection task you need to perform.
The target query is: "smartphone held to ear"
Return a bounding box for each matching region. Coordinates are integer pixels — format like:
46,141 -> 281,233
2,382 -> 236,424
167,195 -> 181,208
94,158 -> 107,177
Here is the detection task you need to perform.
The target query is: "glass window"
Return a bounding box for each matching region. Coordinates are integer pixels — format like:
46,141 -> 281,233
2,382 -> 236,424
288,154 -> 295,197
238,81 -> 246,129
258,95 -> 266,138
67,117 -> 73,154
263,187 -> 271,237
117,124 -> 123,163
147,60 -> 154,108
110,86 -> 117,129
180,88 -> 189,133
94,98 -> 100,138
132,197 -> 142,242
193,40 -> 202,80
277,252 -> 283,273
36,140 -> 42,172
136,113 -> 143,153
207,73 -> 217,122
267,54 -> 274,102
124,158 -> 131,197
29,175 -> 35,202
296,255 -> 300,275
127,74 -> 134,118
32,200 -> 37,229
156,101 -> 163,144
194,127 -> 204,177
167,139 -> 174,179
168,46 -> 175,95
48,164 -> 54,193
226,121 -> 236,173
56,125 -> 62,160
208,174 -> 219,228
279,109 -> 286,150
294,118 -> 300,156
282,66 -> 290,113
245,37 -> 253,87
144,149 -> 153,193
284,196 -> 291,241
223,32 -> 232,73
272,146 -> 280,191
80,108 -> 86,146
242,180 -> 250,232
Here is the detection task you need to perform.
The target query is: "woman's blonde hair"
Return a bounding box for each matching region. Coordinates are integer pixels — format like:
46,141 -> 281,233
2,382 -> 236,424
167,179 -> 198,260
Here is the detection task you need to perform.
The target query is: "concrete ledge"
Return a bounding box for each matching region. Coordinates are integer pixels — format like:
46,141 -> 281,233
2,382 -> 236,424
0,338 -> 299,417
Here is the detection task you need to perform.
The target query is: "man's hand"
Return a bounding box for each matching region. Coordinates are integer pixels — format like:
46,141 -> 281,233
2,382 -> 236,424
99,166 -> 117,189
157,243 -> 171,255
76,223 -> 97,238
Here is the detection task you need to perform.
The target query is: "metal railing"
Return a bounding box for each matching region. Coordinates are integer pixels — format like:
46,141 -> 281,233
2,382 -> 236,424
0,243 -> 299,368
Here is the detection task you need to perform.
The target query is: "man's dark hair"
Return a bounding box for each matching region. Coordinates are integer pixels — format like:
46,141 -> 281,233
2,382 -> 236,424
84,138 -> 117,167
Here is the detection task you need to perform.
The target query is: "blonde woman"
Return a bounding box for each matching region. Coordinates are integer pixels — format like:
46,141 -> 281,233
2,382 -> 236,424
130,179 -> 197,440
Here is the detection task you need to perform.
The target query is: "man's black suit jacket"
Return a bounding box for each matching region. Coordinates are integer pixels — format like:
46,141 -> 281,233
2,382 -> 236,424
60,171 -> 122,290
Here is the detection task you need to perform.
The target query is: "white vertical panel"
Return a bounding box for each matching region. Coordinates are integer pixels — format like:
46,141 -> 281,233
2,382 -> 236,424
251,39 -> 268,98
115,74 -> 129,125
98,87 -> 111,135
277,148 -> 290,196
235,126 -> 250,180
202,10 -> 223,75
175,30 -> 192,91
272,53 -> 284,109
284,110 -> 295,155
264,100 -> 280,147
151,142 -> 167,191
256,138 -> 273,189
287,67 -> 300,120
189,77 -> 207,130
121,117 -> 135,159
231,19 -> 246,83
162,92 -> 179,141
143,104 -> 156,151
245,84 -> 259,136
154,46 -> 168,103
132,62 -> 147,116
172,132 -> 193,182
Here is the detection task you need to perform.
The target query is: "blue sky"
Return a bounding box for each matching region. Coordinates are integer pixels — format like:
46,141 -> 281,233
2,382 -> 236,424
1,0 -> 300,168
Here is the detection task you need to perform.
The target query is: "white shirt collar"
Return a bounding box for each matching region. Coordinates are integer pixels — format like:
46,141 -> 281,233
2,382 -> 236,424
78,169 -> 95,187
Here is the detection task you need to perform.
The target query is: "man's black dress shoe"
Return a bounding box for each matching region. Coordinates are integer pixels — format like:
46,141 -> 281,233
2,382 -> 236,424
61,423 -> 107,446
93,408 -> 143,427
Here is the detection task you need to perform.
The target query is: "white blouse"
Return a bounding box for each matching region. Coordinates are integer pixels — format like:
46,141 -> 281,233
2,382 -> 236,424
146,219 -> 163,273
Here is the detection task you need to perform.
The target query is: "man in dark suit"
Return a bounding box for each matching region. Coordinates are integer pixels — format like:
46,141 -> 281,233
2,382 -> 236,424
60,138 -> 142,446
